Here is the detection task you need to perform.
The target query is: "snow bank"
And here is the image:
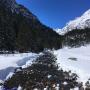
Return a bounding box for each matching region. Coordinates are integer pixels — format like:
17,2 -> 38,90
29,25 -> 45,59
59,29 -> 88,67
54,45 -> 90,85
0,53 -> 37,70
0,53 -> 38,80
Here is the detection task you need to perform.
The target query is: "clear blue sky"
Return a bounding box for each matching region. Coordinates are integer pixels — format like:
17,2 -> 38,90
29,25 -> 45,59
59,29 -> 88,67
16,0 -> 90,29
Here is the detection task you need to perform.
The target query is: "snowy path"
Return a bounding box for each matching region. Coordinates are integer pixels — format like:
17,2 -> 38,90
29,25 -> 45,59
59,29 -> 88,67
54,45 -> 90,84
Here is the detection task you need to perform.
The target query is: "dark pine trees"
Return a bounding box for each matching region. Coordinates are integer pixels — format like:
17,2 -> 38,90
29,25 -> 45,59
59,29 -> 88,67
63,28 -> 90,48
0,1 -> 63,53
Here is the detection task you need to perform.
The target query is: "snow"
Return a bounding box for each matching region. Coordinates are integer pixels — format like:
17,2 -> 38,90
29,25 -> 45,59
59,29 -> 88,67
0,80 -> 3,84
54,45 -> 90,85
44,86 -> 49,90
57,9 -> 90,35
55,84 -> 60,90
17,86 -> 22,90
63,82 -> 68,85
0,53 -> 36,70
47,75 -> 52,78
0,44 -> 90,88
0,53 -> 38,80
6,72 -> 14,80
0,86 -> 3,90
70,87 -> 78,90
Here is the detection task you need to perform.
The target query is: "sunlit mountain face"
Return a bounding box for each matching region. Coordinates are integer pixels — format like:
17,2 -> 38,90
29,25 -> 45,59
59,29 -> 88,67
57,9 -> 90,35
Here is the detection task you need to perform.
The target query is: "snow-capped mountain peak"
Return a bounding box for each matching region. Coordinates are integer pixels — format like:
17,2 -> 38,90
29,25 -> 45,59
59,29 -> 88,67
83,9 -> 90,15
57,9 -> 90,35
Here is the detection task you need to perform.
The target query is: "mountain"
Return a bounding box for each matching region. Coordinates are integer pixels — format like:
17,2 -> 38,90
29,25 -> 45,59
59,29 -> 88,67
0,0 -> 62,53
57,9 -> 90,35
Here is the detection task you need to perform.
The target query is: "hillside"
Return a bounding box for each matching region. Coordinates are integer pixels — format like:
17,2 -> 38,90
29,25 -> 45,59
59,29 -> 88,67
0,0 -> 62,53
62,28 -> 90,47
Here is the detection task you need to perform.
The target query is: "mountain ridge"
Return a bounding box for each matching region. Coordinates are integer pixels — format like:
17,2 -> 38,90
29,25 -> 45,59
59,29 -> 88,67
57,9 -> 90,35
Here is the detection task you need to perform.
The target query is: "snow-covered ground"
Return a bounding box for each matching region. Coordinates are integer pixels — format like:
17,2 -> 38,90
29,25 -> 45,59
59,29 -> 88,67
54,45 -> 90,85
0,45 -> 90,88
0,53 -> 38,80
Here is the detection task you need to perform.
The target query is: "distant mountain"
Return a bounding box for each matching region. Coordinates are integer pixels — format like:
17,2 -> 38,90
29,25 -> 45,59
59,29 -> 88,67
57,9 -> 90,35
0,0 -> 62,53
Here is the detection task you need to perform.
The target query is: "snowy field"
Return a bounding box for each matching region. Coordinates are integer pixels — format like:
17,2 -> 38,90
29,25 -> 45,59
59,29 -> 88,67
0,45 -> 90,87
0,53 -> 38,80
54,45 -> 90,85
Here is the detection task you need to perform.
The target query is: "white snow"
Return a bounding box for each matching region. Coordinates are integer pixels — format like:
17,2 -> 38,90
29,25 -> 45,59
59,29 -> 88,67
54,45 -> 90,85
55,84 -> 60,90
63,82 -> 68,85
0,44 -> 90,88
0,86 -> 3,90
0,52 -> 38,80
17,86 -> 22,90
47,75 -> 52,78
6,72 -> 14,80
0,80 -> 4,84
70,87 -> 78,90
0,53 -> 37,70
57,9 -> 90,35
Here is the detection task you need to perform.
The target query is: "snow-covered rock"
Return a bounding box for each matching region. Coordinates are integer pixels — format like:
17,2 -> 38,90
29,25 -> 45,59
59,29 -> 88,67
55,84 -> 60,90
0,80 -> 4,84
63,82 -> 68,85
57,9 -> 90,35
6,72 -> 14,80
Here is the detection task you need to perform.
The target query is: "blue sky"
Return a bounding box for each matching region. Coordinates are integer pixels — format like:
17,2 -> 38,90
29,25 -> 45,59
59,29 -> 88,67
16,0 -> 90,29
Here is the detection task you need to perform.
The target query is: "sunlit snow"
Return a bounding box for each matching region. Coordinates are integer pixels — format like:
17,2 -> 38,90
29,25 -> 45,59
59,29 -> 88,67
54,45 -> 90,85
0,45 -> 90,87
0,53 -> 38,80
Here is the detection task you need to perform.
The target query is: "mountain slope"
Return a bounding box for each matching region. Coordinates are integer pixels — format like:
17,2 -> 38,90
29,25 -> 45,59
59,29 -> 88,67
0,0 -> 62,53
57,9 -> 90,35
